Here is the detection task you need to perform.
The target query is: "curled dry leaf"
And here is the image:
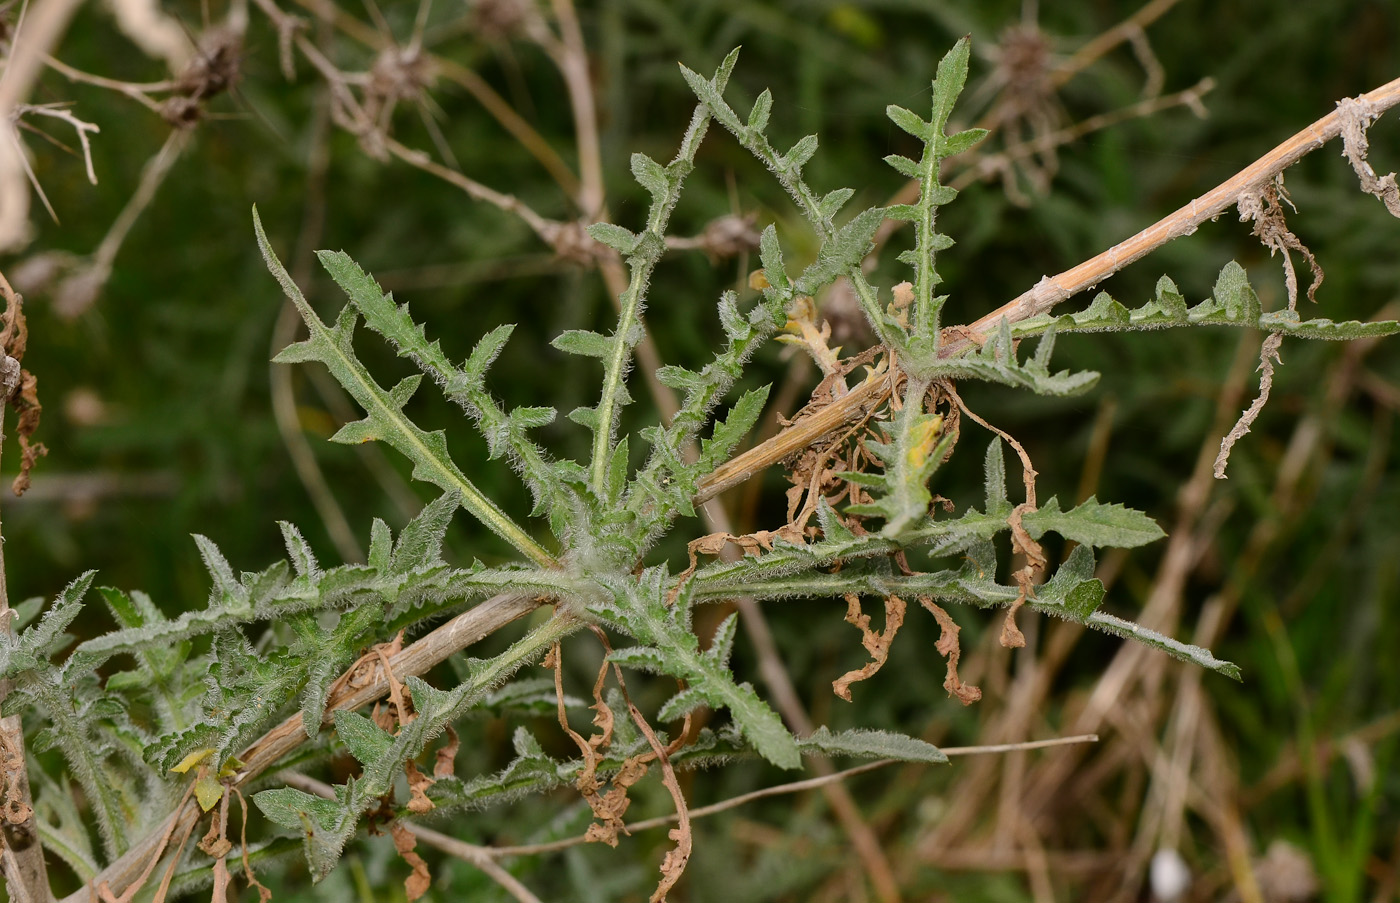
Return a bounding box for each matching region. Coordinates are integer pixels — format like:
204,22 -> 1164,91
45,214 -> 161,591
832,593 -> 907,701
233,787 -> 273,903
668,526 -> 804,604
1002,503 -> 1047,649
920,596 -> 982,705
0,289 -> 46,495
887,280 -> 915,328
1217,177 -> 1323,479
1337,95 -> 1400,218
605,657 -> 692,903
433,725 -> 460,779
404,759 -> 434,815
550,638 -> 652,848
390,821 -> 432,902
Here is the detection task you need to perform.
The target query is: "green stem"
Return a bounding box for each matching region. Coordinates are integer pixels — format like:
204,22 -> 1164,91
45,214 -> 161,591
912,151 -> 941,342
254,208 -> 555,568
588,96 -> 722,493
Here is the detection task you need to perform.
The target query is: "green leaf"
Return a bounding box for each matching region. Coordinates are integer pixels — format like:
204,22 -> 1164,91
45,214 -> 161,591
1156,274 -> 1188,319
587,222 -> 640,255
1010,269 -> 1400,342
781,135 -> 819,172
608,646 -> 668,674
801,726 -> 947,764
706,612 -> 739,668
886,104 -> 930,140
747,88 -> 773,134
332,710 -> 393,766
942,128 -> 988,156
1022,497 -> 1166,548
1214,260 -> 1261,322
795,207 -> 884,295
464,324 -> 515,380
657,687 -> 710,722
254,787 -> 343,832
390,492 -> 459,573
279,522 -> 319,580
884,154 -> 921,178
758,224 -> 790,292
255,209 -> 555,567
928,36 -> 972,138
1037,544 -> 1105,621
1087,612 -> 1242,680
818,187 -> 855,220
677,60 -> 743,134
630,152 -> 669,196
699,385 -> 770,472
983,438 -> 1011,516
297,601 -> 386,736
552,329 -> 614,359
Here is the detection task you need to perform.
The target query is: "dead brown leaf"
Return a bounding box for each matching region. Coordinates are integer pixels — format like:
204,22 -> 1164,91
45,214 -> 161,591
390,821 -> 432,901
919,596 -> 982,705
404,758 -> 434,815
832,594 -> 907,701
433,725 -> 460,779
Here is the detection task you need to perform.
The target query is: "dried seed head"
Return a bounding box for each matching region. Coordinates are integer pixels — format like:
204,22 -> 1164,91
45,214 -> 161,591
163,26 -> 244,126
368,46 -> 437,110
992,24 -> 1054,107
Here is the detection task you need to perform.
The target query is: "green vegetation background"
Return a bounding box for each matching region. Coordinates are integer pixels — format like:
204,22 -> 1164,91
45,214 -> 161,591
5,0 -> 1398,899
